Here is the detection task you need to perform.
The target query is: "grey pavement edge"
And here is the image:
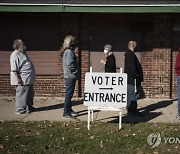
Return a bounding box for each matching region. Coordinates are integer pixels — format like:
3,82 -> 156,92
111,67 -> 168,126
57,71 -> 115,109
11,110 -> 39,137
0,97 -> 179,124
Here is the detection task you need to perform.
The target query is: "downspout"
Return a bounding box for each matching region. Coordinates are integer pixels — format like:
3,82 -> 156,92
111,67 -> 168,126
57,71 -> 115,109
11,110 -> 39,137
78,13 -> 82,98
170,14 -> 174,99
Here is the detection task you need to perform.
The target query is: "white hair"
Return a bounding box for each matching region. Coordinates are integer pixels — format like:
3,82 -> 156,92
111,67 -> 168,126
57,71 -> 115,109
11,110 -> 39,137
13,39 -> 23,50
60,35 -> 75,56
62,35 -> 75,50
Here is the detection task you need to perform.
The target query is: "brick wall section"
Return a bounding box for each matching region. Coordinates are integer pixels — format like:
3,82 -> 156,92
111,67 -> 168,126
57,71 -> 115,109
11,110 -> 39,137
34,76 -> 61,97
152,49 -> 171,98
172,51 -> 178,99
141,50 -> 179,99
140,14 -> 175,99
0,75 -> 15,96
79,14 -> 90,97
141,51 -> 153,97
80,50 -> 90,94
0,75 -> 62,97
142,49 -> 171,99
0,74 -> 79,97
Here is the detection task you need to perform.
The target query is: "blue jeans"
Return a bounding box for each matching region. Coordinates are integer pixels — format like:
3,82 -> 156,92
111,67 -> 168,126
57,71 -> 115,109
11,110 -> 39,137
177,76 -> 180,114
64,78 -> 76,116
127,84 -> 138,113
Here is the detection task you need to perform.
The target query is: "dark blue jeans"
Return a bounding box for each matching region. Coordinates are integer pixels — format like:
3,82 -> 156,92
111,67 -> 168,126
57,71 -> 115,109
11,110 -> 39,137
177,76 -> 180,114
64,78 -> 76,116
127,84 -> 138,113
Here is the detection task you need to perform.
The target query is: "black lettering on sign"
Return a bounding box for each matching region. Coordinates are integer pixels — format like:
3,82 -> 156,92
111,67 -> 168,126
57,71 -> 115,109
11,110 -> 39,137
110,93 -> 116,102
89,92 -> 94,101
105,76 -> 110,85
112,77 -> 116,85
99,93 -> 105,102
84,92 -> 88,101
105,93 -> 110,102
92,76 -> 97,85
118,77 -> 123,85
116,93 -> 121,102
84,92 -> 127,103
97,76 -> 103,85
121,94 -> 126,102
92,75 -> 124,86
95,93 -> 99,102
91,76 -> 103,85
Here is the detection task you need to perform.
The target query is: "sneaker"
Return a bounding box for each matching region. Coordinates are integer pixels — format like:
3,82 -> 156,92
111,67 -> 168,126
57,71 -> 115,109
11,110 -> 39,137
15,111 -> 26,114
70,110 -> 78,116
176,114 -> 180,119
27,107 -> 36,113
63,114 -> 76,119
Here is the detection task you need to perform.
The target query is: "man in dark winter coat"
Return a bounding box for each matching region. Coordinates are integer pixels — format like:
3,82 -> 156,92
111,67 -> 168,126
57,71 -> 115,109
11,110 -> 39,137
124,41 -> 144,116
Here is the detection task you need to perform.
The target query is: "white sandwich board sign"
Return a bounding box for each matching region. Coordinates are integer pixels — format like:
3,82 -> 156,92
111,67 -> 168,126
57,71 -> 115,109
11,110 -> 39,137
84,72 -> 127,108
84,72 -> 127,130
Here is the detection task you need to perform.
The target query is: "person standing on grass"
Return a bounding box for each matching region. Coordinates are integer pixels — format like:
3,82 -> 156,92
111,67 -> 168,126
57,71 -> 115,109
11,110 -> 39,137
10,39 -> 36,114
61,35 -> 79,119
124,41 -> 143,116
100,44 -> 116,73
175,48 -> 180,120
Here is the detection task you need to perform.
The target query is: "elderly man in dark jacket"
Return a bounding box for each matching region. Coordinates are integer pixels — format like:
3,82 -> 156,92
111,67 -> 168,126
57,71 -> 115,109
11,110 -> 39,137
124,41 -> 143,116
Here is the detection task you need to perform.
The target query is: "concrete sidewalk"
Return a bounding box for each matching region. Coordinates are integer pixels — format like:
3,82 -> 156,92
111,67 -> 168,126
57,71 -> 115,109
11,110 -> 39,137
0,97 -> 179,124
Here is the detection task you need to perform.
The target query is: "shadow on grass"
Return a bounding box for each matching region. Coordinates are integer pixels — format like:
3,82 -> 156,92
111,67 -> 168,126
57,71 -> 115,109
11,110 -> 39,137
34,99 -> 84,112
76,110 -> 99,118
102,99 -> 174,124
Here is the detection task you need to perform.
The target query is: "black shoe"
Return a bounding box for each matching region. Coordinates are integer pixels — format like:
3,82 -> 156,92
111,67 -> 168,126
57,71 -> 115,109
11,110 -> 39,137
63,114 -> 76,119
70,110 -> 78,116
15,111 -> 26,114
134,111 -> 144,117
27,107 -> 36,113
127,112 -> 135,116
127,111 -> 143,117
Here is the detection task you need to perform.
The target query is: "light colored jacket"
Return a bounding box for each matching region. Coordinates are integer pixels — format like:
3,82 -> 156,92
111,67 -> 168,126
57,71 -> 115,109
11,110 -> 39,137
63,49 -> 79,79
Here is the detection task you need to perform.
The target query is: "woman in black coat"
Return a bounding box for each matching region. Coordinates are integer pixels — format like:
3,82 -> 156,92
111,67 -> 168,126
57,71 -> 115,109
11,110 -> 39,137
101,44 -> 116,73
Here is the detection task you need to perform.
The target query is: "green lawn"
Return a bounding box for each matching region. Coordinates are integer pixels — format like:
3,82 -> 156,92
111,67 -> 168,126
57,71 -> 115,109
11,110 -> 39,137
0,121 -> 180,154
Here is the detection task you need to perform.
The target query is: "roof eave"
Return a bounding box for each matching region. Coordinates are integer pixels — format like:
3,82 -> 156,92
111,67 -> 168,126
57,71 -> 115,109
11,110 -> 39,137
0,3 -> 180,13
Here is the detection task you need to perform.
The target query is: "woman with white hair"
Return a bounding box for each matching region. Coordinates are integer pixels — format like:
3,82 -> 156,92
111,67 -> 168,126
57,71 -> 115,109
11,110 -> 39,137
61,35 -> 79,119
100,44 -> 116,73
